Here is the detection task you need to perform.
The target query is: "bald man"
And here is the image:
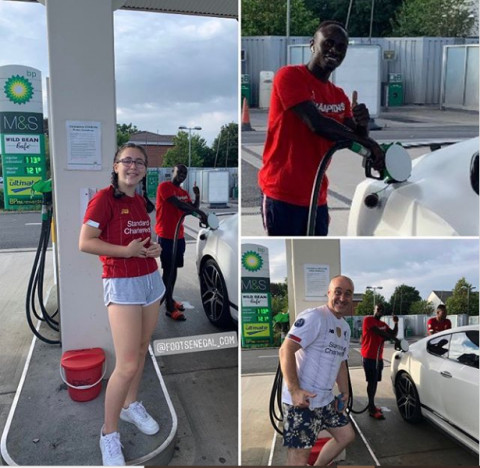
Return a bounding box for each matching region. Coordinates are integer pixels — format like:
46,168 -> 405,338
279,275 -> 355,466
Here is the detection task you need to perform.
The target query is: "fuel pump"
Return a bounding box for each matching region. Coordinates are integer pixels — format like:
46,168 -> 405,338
26,179 -> 61,345
307,141 -> 412,235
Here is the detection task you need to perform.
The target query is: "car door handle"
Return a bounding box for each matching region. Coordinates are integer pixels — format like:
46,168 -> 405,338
440,371 -> 452,378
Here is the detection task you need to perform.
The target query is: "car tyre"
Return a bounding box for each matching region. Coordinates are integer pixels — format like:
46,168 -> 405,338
199,258 -> 232,328
395,372 -> 422,423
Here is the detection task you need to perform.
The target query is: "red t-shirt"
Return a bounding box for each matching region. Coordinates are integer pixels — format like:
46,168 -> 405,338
83,186 -> 158,278
427,317 -> 452,335
155,181 -> 192,239
258,65 -> 353,207
361,316 -> 392,360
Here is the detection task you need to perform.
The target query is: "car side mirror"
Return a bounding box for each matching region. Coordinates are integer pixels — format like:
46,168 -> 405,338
470,152 -> 478,195
400,339 -> 409,352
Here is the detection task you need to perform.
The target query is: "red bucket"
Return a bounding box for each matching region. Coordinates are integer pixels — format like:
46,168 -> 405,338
308,437 -> 330,465
60,348 -> 106,402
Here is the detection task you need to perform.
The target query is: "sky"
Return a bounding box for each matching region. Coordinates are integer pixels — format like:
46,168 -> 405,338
242,238 -> 479,301
0,2 -> 238,145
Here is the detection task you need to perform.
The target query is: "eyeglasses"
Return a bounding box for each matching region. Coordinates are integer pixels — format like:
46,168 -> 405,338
116,158 -> 147,168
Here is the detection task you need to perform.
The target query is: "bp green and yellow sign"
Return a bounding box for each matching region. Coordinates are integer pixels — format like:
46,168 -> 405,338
241,244 -> 274,348
0,65 -> 46,210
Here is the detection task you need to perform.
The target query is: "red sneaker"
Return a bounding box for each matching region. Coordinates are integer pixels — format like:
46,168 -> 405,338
174,301 -> 185,311
369,409 -> 385,420
166,309 -> 186,321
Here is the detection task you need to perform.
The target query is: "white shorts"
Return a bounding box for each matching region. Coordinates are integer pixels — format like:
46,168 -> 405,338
103,271 -> 165,307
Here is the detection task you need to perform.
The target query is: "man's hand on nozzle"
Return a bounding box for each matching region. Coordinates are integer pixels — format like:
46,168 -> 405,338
366,138 -> 386,171
198,210 -> 209,226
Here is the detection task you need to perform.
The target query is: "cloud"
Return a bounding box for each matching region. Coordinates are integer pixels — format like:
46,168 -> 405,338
0,4 -> 238,145
242,239 -> 479,302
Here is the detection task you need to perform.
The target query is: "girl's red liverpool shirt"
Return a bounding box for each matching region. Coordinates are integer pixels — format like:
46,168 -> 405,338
83,186 -> 158,278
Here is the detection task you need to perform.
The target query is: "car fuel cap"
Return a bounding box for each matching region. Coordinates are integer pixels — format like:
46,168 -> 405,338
384,144 -> 412,183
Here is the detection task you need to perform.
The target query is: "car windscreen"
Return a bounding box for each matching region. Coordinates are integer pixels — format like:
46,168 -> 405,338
427,335 -> 450,357
448,330 -> 479,369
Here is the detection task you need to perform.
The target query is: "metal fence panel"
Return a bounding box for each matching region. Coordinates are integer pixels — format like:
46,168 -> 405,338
241,36 -> 479,107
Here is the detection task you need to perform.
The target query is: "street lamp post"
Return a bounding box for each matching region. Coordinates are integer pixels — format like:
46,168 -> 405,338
461,285 -> 476,314
366,285 -> 383,311
178,125 -> 202,190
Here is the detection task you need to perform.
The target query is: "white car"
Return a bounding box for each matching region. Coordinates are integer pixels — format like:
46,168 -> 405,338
348,138 -> 479,236
391,325 -> 479,454
196,213 -> 238,328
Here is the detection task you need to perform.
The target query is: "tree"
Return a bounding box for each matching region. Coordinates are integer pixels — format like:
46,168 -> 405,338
391,0 -> 477,37
409,300 -> 434,315
117,123 -> 138,147
242,0 -> 318,36
162,131 -> 211,168
389,284 -> 421,315
355,289 -> 386,316
445,277 -> 479,316
270,281 -> 288,298
305,0 -> 403,37
208,123 -> 238,168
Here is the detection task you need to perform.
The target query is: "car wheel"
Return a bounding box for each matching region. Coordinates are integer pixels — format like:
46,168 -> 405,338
395,372 -> 422,423
199,258 -> 232,328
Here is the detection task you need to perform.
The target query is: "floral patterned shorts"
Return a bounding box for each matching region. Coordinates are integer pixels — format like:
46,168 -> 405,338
282,400 -> 350,449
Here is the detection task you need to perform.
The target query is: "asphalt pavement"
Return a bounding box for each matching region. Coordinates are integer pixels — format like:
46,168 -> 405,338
241,105 -> 479,237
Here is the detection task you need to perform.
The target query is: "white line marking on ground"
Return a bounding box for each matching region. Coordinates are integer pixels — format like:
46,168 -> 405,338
349,413 -> 381,466
268,430 -> 277,466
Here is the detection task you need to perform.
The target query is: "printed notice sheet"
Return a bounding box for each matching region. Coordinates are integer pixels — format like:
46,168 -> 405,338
304,264 -> 329,300
66,121 -> 102,170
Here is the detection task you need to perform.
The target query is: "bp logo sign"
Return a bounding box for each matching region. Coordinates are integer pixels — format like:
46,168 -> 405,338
242,251 -> 263,272
4,75 -> 34,105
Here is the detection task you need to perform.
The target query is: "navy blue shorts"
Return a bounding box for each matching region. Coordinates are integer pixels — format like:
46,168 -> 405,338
158,237 -> 186,271
282,401 -> 350,449
261,194 -> 328,236
362,358 -> 384,382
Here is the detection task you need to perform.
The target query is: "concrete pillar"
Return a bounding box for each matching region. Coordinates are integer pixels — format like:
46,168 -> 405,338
43,0 -> 125,373
286,239 -> 341,319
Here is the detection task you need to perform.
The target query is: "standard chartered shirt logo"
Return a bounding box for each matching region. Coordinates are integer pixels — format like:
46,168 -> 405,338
324,341 -> 347,356
124,219 -> 151,235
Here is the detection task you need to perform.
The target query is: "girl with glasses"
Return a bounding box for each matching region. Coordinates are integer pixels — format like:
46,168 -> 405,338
79,143 -> 164,465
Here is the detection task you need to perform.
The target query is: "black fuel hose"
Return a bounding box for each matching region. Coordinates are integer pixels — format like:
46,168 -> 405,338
269,363 -> 284,435
25,195 -> 61,345
307,140 -> 354,236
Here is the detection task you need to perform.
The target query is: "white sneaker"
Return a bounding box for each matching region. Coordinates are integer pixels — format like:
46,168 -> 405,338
120,401 -> 159,435
99,427 -> 125,466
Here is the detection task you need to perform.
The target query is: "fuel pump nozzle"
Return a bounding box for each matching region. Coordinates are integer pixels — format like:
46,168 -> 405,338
306,140 -> 412,235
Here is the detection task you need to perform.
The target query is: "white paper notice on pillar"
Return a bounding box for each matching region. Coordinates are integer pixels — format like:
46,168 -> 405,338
304,264 -> 329,301
66,120 -> 102,170
0,65 -> 43,113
